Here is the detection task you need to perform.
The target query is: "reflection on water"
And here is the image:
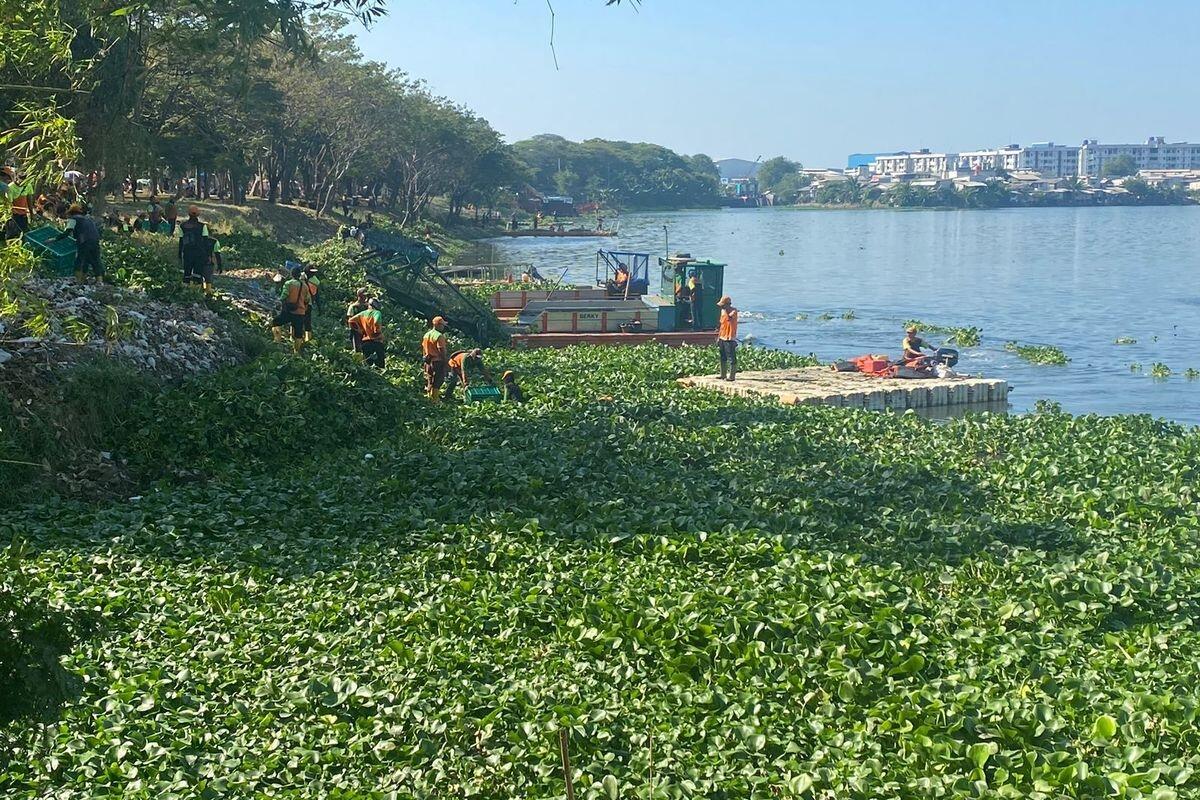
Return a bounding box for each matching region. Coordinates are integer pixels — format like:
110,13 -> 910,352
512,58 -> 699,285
482,206 -> 1200,425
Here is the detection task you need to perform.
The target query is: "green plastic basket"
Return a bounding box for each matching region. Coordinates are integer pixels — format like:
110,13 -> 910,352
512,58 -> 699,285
23,226 -> 77,275
465,385 -> 502,403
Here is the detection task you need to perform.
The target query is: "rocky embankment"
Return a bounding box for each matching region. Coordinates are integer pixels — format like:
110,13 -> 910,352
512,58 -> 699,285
1,279 -> 245,377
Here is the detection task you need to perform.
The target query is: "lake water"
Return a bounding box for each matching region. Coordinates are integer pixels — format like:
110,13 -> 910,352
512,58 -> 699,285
479,206 -> 1200,425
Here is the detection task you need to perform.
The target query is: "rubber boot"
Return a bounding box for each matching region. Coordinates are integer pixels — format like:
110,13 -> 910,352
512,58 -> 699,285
719,363 -> 727,381
729,360 -> 737,382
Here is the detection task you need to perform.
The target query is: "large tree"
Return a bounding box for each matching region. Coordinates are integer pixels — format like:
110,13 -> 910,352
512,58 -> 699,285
756,156 -> 803,194
1101,154 -> 1138,178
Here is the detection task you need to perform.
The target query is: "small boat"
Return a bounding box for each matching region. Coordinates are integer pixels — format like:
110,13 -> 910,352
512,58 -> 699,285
502,228 -> 617,238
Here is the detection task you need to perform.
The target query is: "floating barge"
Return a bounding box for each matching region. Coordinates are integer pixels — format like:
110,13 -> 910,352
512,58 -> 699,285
679,367 -> 1009,412
493,251 -> 727,349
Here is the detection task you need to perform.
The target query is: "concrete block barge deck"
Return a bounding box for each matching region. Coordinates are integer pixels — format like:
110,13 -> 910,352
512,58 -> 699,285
678,367 -> 1009,412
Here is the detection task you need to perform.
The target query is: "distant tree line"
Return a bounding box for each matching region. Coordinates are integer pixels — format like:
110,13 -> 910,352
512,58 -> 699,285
511,134 -> 723,209
802,178 -> 1195,209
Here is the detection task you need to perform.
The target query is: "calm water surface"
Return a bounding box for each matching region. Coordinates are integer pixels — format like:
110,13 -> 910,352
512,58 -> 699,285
478,206 -> 1200,425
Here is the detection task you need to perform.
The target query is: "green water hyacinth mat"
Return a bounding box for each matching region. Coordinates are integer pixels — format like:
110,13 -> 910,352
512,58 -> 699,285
3,343 -> 1200,799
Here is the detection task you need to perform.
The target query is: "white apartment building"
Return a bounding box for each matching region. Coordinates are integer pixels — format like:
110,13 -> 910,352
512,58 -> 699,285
873,150 -> 952,176
1019,143 -> 1080,177
1077,138 -> 1200,177
957,146 -> 1023,174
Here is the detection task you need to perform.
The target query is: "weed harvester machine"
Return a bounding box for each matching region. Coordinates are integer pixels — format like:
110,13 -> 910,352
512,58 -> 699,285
359,231 -> 509,346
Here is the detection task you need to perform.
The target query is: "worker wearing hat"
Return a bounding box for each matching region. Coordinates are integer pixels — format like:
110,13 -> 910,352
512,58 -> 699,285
349,297 -> 386,369
902,325 -> 933,362
54,203 -> 103,282
421,316 -> 449,401
345,288 -> 370,352
176,205 -> 211,290
443,347 -> 492,402
716,295 -> 739,381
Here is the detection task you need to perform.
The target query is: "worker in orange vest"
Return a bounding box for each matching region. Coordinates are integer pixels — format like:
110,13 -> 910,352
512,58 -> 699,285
348,298 -> 385,368
442,348 -> 492,402
272,265 -> 310,354
421,316 -> 449,401
716,295 -> 738,381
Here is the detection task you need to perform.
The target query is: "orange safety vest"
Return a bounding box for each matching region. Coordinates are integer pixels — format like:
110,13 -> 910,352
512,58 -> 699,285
11,195 -> 30,217
283,280 -> 309,315
352,310 -> 383,342
422,329 -> 446,360
447,351 -> 467,371
718,308 -> 738,340
615,270 -> 628,286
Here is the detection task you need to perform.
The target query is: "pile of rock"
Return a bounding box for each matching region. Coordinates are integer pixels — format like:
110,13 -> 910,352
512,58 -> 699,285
1,279 -> 247,378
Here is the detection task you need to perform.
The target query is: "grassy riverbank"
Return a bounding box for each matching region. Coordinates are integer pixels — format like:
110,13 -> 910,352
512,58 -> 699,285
4,233 -> 1200,798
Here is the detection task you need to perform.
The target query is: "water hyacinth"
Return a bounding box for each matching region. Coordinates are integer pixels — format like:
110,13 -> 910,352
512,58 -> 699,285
3,342 -> 1200,798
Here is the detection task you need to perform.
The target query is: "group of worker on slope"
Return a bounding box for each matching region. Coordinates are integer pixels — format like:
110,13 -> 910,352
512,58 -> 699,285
421,316 -> 524,403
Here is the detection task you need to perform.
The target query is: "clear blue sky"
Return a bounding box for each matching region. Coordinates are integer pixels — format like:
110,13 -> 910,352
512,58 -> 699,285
355,0 -> 1200,167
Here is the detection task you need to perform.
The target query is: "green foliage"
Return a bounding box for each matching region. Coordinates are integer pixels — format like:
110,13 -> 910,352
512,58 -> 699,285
904,320 -> 983,348
756,156 -> 803,193
114,351 -> 407,480
103,234 -> 183,298
511,134 -> 722,209
1006,341 -> 1070,365
1185,368 -> 1200,380
841,309 -> 856,320
5,341 -> 1200,797
812,179 -> 862,205
0,537 -> 87,727
1101,154 -> 1138,178
217,231 -> 295,271
1114,337 -> 1137,345
0,239 -> 51,334
298,238 -> 366,295
1150,362 -> 1172,379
